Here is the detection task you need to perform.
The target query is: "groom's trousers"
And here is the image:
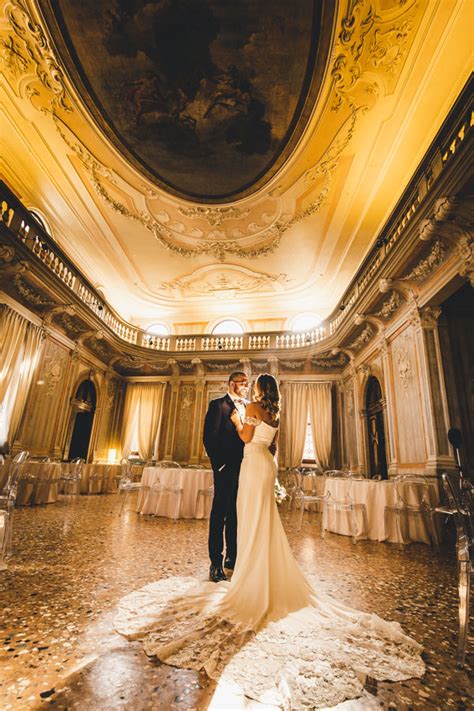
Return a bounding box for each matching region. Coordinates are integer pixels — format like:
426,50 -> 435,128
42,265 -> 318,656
208,463 -> 240,566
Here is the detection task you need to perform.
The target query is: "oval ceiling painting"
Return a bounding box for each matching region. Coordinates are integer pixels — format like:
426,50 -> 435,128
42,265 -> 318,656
46,0 -> 334,201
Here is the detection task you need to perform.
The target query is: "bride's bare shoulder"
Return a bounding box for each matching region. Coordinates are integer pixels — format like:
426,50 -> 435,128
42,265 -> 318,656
246,402 -> 269,421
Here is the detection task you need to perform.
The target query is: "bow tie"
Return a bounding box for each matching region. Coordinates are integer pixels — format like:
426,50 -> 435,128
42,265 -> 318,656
234,398 -> 245,405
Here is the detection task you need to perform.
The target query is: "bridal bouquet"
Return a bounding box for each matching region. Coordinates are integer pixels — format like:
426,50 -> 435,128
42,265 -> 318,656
274,479 -> 287,505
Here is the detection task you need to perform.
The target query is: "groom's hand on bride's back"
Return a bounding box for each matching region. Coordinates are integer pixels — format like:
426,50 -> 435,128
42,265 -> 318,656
268,443 -> 277,456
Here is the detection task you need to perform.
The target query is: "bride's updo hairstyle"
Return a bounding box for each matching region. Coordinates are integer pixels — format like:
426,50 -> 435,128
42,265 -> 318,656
254,373 -> 280,423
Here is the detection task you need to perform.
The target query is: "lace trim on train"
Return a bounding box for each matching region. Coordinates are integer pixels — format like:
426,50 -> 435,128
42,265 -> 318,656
115,576 -> 424,709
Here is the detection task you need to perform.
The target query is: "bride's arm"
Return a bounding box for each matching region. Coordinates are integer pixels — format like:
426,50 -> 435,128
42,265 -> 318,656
230,403 -> 259,443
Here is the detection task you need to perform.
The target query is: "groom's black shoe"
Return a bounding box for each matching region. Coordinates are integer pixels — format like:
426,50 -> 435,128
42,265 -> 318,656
224,558 -> 235,570
209,564 -> 227,583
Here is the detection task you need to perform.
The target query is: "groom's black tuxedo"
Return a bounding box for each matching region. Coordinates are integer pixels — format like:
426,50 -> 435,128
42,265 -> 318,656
203,394 -> 245,471
203,394 -> 246,568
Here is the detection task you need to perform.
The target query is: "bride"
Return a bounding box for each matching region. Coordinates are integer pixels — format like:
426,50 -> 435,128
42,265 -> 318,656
115,374 -> 424,708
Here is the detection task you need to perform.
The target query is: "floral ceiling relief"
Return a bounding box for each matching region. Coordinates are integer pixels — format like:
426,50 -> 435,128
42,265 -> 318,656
160,265 -> 290,298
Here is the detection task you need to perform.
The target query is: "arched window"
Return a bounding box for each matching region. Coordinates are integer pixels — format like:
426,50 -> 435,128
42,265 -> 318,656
146,322 -> 170,336
211,319 -> 245,335
290,313 -> 322,333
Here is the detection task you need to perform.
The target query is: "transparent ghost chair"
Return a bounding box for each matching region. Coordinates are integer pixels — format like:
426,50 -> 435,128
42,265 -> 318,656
118,458 -> 142,516
195,483 -> 214,519
287,469 -> 328,532
436,472 -> 472,667
383,474 -> 439,549
322,477 -> 369,544
60,458 -> 84,501
0,450 -> 29,567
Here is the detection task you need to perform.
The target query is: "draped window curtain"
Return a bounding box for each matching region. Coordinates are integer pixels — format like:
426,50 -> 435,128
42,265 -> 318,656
307,383 -> 332,470
283,382 -> 333,469
121,382 -> 165,462
0,306 -> 44,447
283,383 -> 309,467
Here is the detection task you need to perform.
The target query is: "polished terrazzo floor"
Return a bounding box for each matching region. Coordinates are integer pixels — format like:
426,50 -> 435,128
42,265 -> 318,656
0,493 -> 472,710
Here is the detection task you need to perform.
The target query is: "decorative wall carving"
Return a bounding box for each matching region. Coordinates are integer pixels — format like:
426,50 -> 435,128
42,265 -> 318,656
395,345 -> 412,393
13,274 -> 55,306
42,340 -> 68,396
402,240 -> 446,281
348,324 -> 373,351
312,352 -> 349,368
374,291 -> 401,320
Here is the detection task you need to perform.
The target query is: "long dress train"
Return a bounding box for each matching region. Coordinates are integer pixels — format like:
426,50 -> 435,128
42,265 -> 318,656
115,421 -> 424,708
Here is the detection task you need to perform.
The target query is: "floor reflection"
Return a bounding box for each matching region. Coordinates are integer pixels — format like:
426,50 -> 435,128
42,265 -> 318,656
0,494 -> 471,709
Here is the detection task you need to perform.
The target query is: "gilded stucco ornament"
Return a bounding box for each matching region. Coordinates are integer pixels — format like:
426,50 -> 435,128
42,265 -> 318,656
160,265 -> 290,297
1,0 -> 72,112
330,0 -> 420,111
374,291 -> 401,320
348,324 -> 374,351
401,240 -> 446,281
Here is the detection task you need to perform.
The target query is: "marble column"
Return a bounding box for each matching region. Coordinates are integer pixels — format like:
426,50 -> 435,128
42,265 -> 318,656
379,337 -> 399,476
163,359 -> 180,461
410,305 -> 454,476
189,359 -> 206,463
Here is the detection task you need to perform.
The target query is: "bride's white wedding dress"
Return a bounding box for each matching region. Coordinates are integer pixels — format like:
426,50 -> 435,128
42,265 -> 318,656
115,420 -> 424,708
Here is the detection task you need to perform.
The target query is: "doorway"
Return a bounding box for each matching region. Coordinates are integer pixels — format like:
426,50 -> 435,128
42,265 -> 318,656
365,376 -> 388,479
68,380 -> 96,461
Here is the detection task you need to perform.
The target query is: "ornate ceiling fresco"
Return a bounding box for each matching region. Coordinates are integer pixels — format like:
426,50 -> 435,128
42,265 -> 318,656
0,0 -> 471,330
43,0 -> 333,201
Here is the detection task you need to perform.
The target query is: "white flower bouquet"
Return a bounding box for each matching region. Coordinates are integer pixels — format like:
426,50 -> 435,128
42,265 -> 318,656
274,479 -> 287,505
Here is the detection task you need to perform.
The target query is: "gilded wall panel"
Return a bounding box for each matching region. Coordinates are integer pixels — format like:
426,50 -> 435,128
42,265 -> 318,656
391,328 -> 427,465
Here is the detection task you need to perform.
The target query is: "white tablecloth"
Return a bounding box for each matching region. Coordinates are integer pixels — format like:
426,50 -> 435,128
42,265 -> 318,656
1,461 -> 62,505
138,467 -> 213,519
80,464 -> 143,494
323,478 -> 440,543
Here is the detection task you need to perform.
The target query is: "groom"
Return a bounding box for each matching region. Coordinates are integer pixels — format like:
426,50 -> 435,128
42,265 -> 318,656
203,371 -> 249,582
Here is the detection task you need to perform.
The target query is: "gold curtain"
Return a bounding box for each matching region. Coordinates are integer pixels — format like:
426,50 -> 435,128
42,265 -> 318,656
307,382 -> 332,470
121,382 -> 165,462
0,306 -> 43,446
0,306 -> 28,404
283,382 -> 309,467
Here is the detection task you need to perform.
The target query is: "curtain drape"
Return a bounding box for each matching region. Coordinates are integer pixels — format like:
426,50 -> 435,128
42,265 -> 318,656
7,323 -> 43,445
0,306 -> 28,404
283,382 -> 308,468
307,382 -> 332,470
121,383 -> 165,461
0,306 -> 43,447
137,383 -> 165,461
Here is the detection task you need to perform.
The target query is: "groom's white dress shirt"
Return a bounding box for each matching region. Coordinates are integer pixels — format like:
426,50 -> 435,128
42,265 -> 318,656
228,392 -> 246,422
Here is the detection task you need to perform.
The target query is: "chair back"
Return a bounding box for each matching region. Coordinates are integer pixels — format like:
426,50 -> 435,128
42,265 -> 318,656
71,457 -> 84,478
441,473 -> 473,555
3,450 -> 29,500
324,469 -> 346,478
156,460 -> 181,468
393,474 -> 433,508
119,458 -> 132,483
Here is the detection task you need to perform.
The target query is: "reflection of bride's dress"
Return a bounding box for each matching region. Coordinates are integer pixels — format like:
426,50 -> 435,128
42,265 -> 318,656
115,421 -> 424,708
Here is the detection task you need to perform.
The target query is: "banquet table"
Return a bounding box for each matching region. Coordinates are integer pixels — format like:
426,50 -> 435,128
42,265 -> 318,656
0,460 -> 62,505
137,467 -> 213,519
322,477 -> 440,544
80,463 -> 143,494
